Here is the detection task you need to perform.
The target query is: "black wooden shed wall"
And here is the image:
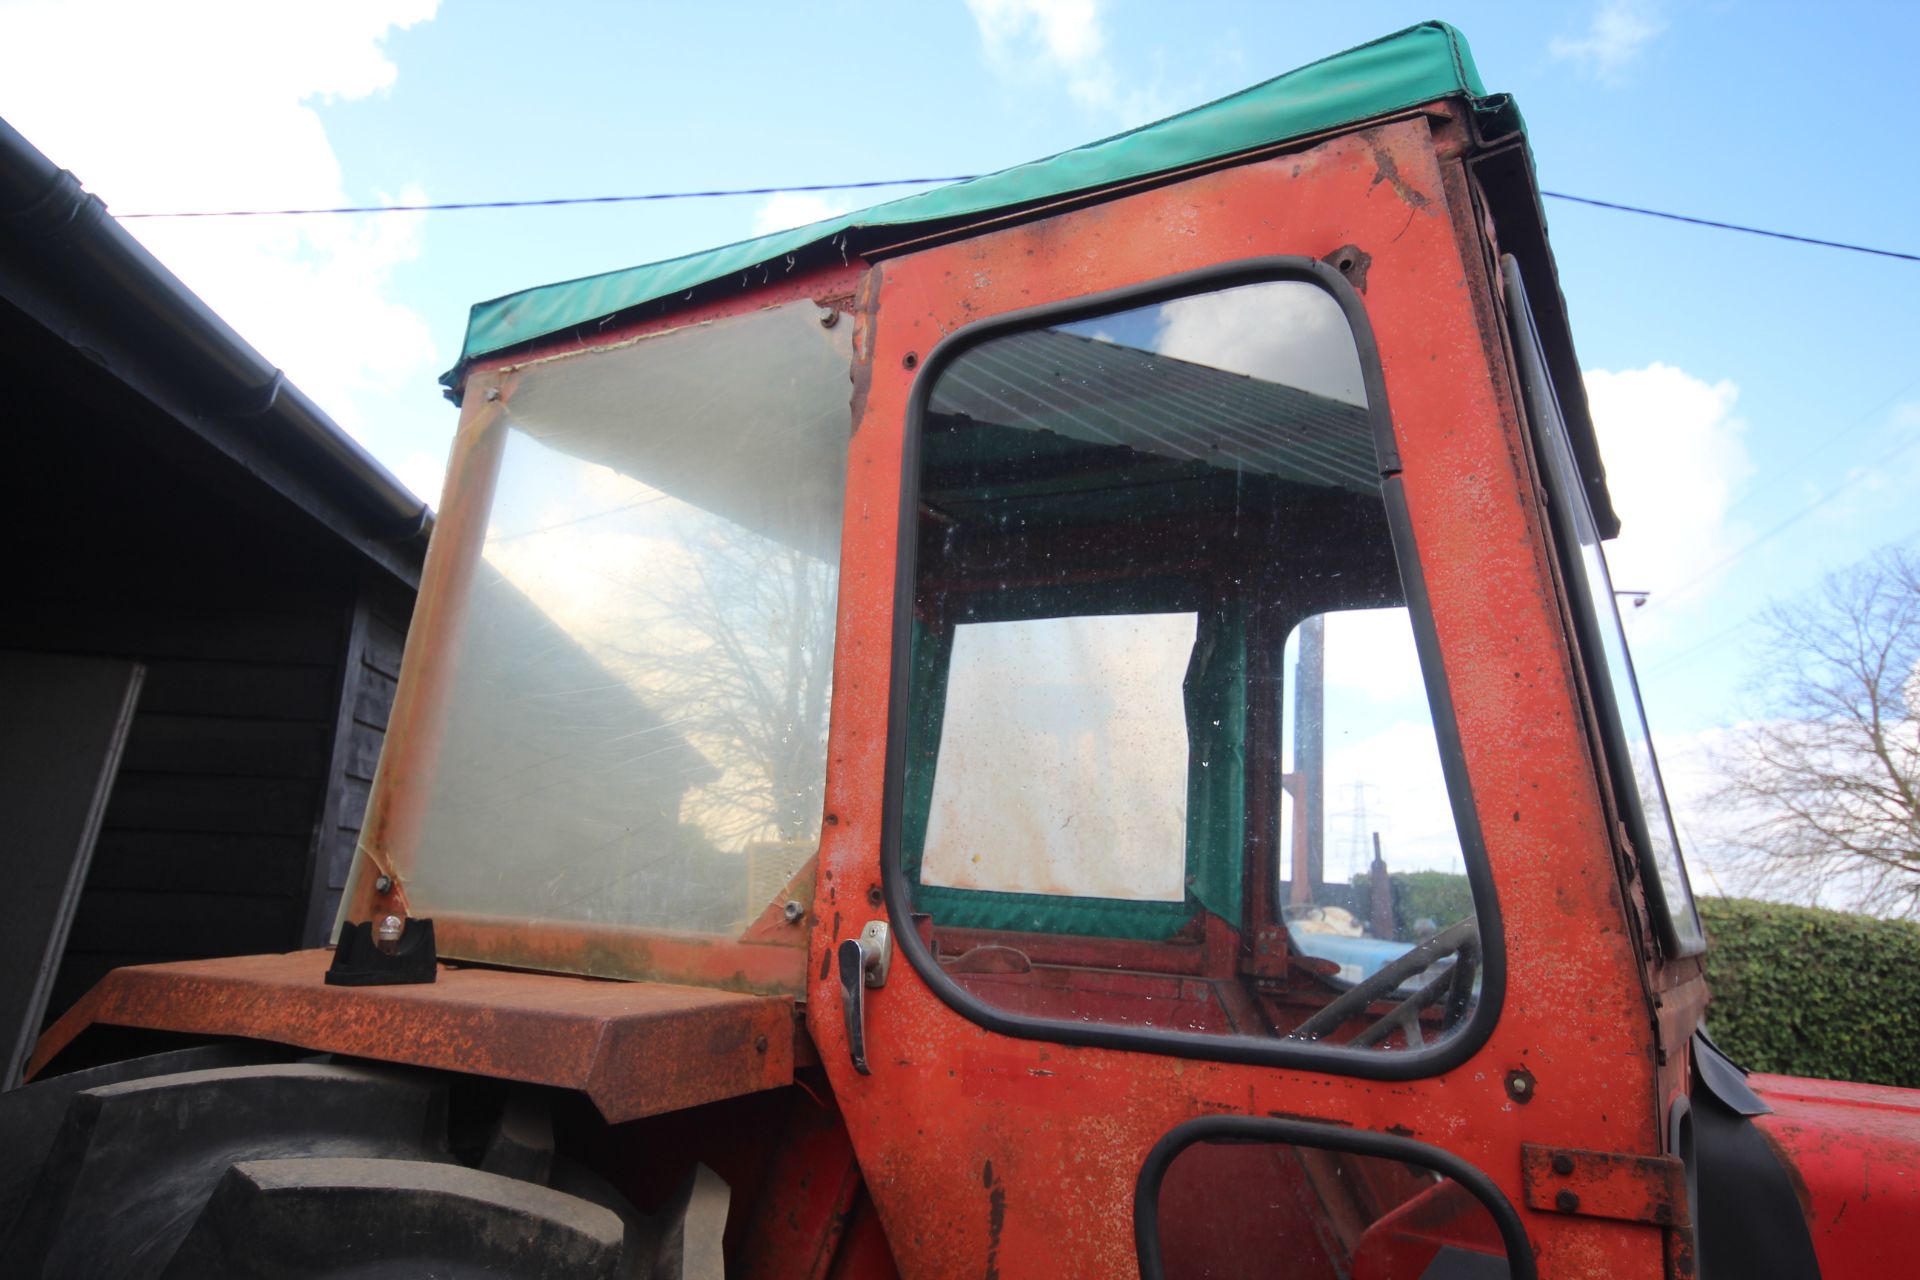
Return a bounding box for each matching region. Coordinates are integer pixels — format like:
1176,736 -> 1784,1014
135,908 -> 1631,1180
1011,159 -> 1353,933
0,296 -> 423,1019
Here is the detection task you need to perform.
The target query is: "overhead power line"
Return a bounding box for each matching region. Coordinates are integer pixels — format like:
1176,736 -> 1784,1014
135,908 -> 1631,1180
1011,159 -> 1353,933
1645,420 -> 1920,622
1538,192 -> 1919,263
111,176 -> 975,219
111,178 -> 1920,262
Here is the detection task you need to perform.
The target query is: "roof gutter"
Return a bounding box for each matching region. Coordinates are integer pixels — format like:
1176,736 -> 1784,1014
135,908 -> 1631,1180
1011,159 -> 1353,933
0,115 -> 431,547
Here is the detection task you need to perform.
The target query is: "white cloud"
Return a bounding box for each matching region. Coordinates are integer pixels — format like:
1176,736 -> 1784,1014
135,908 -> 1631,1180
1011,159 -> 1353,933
392,447 -> 451,508
751,191 -> 856,236
965,0 -> 1165,124
1151,281 -> 1366,406
0,0 -> 441,445
1583,363 -> 1753,619
1550,1 -> 1668,82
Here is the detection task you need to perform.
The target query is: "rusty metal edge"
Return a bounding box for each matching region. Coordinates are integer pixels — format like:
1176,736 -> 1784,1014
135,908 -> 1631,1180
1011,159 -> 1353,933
28,951 -> 798,1124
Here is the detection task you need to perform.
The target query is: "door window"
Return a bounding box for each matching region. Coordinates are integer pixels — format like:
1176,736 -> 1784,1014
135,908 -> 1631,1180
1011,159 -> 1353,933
891,266 -> 1493,1060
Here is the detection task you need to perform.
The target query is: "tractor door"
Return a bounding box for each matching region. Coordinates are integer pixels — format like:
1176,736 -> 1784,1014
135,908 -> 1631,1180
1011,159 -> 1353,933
811,113 -> 1668,1278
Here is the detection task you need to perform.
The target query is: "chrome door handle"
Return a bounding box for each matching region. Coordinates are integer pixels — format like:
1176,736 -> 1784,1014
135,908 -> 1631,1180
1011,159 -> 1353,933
837,921 -> 892,1076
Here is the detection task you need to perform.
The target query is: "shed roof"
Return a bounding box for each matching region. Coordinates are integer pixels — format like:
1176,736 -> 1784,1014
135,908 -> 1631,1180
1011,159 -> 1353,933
451,21 -> 1516,380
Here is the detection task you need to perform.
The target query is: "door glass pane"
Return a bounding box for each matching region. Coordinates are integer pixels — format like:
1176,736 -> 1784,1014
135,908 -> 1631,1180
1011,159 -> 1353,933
1279,607 -> 1478,1037
899,276 -> 1487,1051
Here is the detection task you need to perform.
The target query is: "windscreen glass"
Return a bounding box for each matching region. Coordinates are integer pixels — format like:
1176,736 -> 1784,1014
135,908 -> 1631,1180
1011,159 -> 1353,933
379,301 -> 851,976
898,276 -> 1488,1053
1505,258 -> 1705,956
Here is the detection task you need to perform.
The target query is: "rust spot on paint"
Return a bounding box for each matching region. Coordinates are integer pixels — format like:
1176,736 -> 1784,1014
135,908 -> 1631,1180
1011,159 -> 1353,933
1369,147 -> 1432,210
983,1159 -> 1006,1280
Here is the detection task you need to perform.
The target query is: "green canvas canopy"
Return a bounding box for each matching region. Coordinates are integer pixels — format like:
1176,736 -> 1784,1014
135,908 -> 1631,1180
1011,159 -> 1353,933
447,20 -> 1520,384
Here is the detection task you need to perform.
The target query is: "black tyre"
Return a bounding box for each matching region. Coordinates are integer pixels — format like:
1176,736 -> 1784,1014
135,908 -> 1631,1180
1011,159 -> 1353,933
0,1053 -> 674,1279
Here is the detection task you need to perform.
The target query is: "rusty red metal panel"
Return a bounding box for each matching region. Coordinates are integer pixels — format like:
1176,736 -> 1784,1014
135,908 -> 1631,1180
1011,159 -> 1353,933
345,374 -> 511,929
1520,1144 -> 1688,1226
733,1094 -> 865,1280
432,914 -> 809,996
1751,1073 -> 1920,1277
812,109 -> 1670,1277
28,950 -> 796,1123
826,1193 -> 901,1280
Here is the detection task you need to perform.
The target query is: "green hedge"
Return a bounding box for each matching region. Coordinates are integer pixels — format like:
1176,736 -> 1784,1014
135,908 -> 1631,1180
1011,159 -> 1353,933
1347,870 -> 1475,936
1700,897 -> 1920,1088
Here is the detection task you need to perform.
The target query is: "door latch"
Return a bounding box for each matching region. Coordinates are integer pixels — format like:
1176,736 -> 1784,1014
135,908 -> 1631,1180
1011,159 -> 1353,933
837,921 -> 892,1075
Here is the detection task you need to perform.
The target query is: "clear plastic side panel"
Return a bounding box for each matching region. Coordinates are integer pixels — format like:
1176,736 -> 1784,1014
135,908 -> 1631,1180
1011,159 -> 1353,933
383,301 -> 852,976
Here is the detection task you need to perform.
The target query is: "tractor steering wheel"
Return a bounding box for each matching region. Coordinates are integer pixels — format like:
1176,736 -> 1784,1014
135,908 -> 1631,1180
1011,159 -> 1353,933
1289,917 -> 1480,1048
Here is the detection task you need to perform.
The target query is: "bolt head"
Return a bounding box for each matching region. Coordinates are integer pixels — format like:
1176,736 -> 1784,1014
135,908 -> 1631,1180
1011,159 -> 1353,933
817,306 -> 839,328
1554,1190 -> 1580,1214
373,875 -> 393,894
783,899 -> 805,923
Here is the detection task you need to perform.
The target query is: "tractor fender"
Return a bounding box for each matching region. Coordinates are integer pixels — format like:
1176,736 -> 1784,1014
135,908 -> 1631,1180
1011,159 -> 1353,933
1747,1072 -> 1920,1280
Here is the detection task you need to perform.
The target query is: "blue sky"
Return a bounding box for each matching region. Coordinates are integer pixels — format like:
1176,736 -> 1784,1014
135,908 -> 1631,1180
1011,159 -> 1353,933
3,1 -> 1915,898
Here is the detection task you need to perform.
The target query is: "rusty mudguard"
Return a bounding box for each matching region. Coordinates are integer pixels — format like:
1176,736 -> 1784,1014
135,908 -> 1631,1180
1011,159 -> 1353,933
1745,1073 -> 1920,1278
29,950 -> 805,1123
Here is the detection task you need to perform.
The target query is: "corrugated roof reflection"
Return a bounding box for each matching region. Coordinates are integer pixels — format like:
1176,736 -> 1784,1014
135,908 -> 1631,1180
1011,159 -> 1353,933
929,330 -> 1378,494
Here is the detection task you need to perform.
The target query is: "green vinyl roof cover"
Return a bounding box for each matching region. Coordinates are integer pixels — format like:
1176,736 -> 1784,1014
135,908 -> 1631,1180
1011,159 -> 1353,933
449,20 -> 1516,384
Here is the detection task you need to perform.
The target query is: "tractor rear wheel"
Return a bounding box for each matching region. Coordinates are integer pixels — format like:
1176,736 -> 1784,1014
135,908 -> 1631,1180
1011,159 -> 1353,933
0,1052 -> 675,1279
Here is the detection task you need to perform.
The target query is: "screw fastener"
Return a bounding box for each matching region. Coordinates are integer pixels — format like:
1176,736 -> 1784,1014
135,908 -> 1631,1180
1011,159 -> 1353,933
373,875 -> 393,894
783,900 -> 805,924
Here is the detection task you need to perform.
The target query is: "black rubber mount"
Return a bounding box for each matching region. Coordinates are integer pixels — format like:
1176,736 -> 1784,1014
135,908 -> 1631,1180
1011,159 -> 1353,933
326,917 -> 438,986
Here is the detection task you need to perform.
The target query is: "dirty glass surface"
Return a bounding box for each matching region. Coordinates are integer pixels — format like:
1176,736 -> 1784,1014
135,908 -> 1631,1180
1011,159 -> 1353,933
921,612 -> 1197,902
1506,257 -> 1706,956
900,277 -> 1485,1050
396,301 -> 852,946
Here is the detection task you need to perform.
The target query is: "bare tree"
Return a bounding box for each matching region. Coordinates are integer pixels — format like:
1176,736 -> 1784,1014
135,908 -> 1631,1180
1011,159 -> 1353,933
1713,545 -> 1920,919
622,518 -> 838,853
